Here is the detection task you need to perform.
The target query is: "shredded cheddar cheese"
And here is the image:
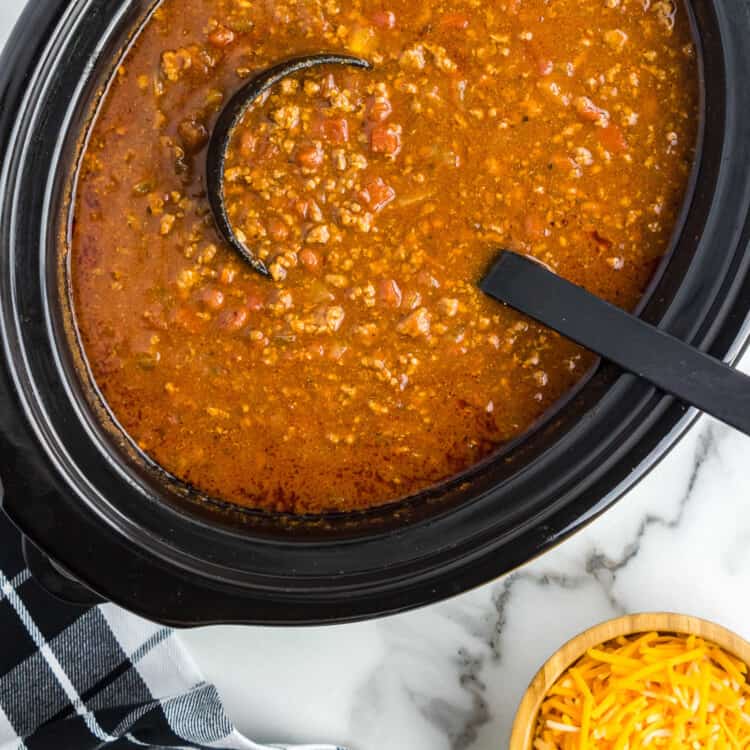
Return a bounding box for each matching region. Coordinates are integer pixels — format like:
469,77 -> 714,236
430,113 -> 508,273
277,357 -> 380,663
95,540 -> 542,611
533,633 -> 750,750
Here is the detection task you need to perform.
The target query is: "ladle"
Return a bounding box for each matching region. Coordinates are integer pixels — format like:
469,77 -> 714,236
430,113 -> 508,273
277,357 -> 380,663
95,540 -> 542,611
205,59 -> 750,436
482,251 -> 750,436
206,53 -> 371,277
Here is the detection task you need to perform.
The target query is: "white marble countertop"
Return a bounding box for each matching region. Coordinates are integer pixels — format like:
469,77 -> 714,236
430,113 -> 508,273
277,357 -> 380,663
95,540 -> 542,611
180,413 -> 750,750
3,4 -> 750,749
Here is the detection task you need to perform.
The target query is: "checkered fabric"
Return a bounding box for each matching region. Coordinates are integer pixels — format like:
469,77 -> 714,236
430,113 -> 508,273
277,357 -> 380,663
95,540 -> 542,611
0,512 -> 344,750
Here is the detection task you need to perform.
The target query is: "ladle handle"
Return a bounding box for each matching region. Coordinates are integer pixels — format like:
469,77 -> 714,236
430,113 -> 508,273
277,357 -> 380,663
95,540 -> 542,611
481,251 -> 750,436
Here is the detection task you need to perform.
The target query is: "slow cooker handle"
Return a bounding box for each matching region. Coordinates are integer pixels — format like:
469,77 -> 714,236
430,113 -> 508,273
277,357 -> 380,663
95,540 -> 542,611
22,536 -> 105,607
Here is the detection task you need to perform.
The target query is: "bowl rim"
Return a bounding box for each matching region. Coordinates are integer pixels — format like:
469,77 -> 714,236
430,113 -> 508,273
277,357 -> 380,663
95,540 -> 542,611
509,612 -> 750,750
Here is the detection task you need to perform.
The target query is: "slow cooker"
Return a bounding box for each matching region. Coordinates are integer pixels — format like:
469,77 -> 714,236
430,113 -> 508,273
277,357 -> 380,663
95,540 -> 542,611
1,0 -> 750,625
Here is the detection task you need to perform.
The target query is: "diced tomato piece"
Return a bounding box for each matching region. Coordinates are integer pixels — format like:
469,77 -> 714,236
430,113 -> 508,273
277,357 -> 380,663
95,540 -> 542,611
575,96 -> 609,124
257,138 -> 280,161
537,58 -> 554,76
299,249 -> 321,272
296,142 -> 324,169
371,10 -> 396,29
246,294 -> 265,312
199,287 -> 225,311
369,123 -> 402,157
295,199 -> 311,219
378,279 -> 403,308
359,176 -> 396,212
523,39 -> 554,77
321,73 -> 337,95
439,12 -> 470,30
311,116 -> 349,144
217,308 -> 248,333
417,270 -> 440,289
598,124 -> 628,153
208,25 -> 236,48
219,266 -> 237,285
367,96 -> 393,123
550,153 -> 578,172
238,131 -> 257,159
267,217 -> 289,242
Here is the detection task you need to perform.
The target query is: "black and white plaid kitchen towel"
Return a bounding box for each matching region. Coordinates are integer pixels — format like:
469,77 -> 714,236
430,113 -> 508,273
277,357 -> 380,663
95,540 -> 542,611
0,512 -> 344,750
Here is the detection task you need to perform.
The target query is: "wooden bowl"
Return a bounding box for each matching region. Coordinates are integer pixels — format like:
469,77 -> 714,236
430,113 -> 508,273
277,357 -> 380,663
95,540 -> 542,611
509,613 -> 750,750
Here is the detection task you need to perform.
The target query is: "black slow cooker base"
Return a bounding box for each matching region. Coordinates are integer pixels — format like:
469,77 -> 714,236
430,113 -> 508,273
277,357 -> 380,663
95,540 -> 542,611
1,0 -> 750,624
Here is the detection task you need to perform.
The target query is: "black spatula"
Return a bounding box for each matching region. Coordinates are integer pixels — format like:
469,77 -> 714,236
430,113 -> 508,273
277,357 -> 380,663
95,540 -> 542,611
481,250 -> 750,436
